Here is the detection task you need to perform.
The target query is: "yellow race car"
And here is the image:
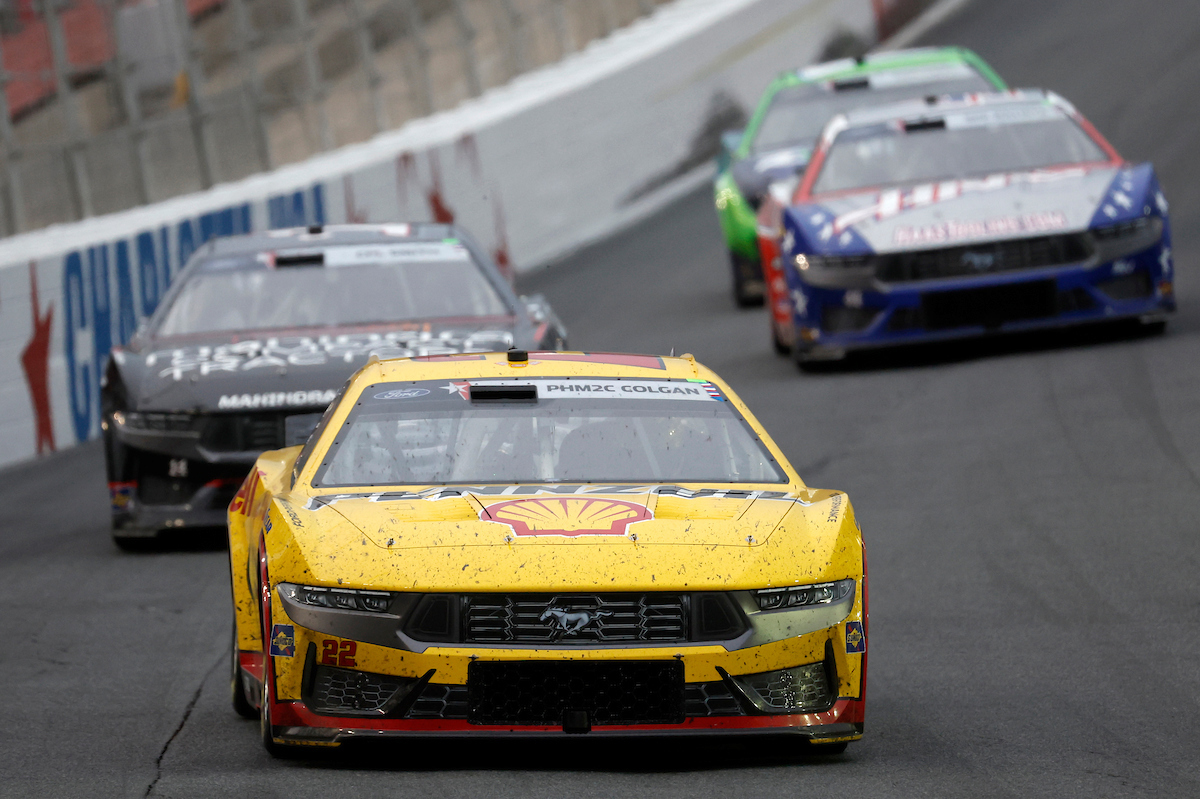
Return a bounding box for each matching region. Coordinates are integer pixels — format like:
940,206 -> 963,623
228,350 -> 868,754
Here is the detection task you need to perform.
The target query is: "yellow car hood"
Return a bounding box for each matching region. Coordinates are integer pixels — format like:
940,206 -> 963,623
319,490 -> 794,550
275,488 -> 859,592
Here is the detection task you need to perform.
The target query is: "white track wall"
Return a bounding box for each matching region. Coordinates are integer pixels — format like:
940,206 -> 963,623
0,0 -> 884,467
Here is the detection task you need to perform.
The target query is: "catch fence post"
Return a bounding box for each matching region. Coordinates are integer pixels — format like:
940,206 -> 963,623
498,0 -> 526,77
550,0 -> 574,57
42,0 -> 94,219
0,36 -> 25,233
402,0 -> 434,115
230,0 -> 273,170
346,0 -> 387,134
599,0 -> 619,36
289,0 -> 333,151
103,0 -> 151,205
450,0 -> 482,98
173,0 -> 218,187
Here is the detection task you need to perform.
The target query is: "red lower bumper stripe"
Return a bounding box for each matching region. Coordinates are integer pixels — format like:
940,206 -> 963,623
272,696 -> 864,733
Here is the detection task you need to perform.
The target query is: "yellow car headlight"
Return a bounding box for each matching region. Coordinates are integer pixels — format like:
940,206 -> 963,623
752,578 -> 854,611
280,583 -> 393,613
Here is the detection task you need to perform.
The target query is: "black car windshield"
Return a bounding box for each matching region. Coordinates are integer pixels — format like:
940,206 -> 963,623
313,378 -> 787,486
751,62 -> 994,154
811,102 -> 1109,194
155,241 -> 508,336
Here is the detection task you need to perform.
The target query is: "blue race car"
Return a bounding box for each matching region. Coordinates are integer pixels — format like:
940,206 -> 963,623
761,89 -> 1174,363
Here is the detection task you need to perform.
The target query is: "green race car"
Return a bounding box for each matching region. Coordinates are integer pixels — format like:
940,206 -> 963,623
714,47 -> 1006,306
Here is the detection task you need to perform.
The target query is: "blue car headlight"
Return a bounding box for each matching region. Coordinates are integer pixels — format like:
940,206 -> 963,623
798,253 -> 877,271
794,253 -> 878,289
1091,215 -> 1163,261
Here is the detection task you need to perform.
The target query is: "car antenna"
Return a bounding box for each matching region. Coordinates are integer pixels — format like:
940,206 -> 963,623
670,347 -> 675,357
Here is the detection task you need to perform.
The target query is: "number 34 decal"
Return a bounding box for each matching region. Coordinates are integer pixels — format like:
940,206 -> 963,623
320,639 -> 357,667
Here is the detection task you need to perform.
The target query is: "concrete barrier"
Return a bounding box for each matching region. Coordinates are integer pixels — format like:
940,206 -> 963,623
0,0 -> 925,468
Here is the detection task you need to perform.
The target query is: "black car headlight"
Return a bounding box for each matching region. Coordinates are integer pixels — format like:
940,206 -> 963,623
753,579 -> 855,611
113,410 -> 196,432
1091,215 -> 1164,261
280,583 -> 395,613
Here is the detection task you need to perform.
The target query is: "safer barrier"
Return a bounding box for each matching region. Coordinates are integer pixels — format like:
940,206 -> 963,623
0,0 -> 930,468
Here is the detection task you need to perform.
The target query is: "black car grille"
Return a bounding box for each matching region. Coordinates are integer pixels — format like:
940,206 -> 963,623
404,680 -> 743,720
464,593 -> 689,645
200,413 -> 287,452
306,665 -> 413,715
407,684 -> 469,719
877,233 -> 1091,282
683,681 -> 745,716
199,411 -> 326,452
467,660 -> 685,726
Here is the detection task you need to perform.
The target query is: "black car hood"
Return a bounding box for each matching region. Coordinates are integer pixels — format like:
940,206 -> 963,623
115,320 -> 520,412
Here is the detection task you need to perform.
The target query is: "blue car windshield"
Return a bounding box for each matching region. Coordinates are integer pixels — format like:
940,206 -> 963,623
812,104 -> 1109,194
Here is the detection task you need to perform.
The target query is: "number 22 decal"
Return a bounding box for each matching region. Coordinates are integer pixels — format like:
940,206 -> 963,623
320,639 -> 357,667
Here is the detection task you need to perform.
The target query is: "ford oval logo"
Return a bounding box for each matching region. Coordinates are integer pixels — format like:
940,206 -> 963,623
374,388 -> 431,400
961,251 -> 997,271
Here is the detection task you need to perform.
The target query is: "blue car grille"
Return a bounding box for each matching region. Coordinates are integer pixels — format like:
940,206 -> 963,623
877,233 -> 1091,282
921,279 -> 1058,330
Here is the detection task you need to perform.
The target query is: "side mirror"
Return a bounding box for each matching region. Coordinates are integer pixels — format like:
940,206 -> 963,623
716,129 -> 744,172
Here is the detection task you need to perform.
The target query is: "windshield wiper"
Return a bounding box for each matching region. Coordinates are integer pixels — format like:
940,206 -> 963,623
903,118 -> 946,133
833,77 -> 870,92
275,251 -> 324,266
469,384 -> 537,403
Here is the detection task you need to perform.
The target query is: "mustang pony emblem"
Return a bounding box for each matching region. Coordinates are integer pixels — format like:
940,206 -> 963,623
539,607 -> 612,636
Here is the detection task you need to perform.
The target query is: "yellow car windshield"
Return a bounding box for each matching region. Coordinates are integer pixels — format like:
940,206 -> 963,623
312,378 -> 786,487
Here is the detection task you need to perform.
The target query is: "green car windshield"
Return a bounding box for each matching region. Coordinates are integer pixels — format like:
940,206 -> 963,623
751,62 -> 997,155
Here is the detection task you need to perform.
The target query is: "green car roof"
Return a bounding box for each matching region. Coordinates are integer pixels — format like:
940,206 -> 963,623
733,46 -> 1007,161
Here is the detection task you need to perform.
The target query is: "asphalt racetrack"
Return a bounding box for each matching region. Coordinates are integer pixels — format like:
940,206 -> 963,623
4,1 -> 1200,796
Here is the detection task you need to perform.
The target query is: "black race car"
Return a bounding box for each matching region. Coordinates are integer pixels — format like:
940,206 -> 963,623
101,223 -> 566,547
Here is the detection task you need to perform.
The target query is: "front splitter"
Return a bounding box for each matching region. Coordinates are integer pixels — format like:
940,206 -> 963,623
269,697 -> 864,744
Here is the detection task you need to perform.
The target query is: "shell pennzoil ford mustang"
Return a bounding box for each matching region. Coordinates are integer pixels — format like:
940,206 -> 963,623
228,351 -> 867,754
758,90 -> 1174,362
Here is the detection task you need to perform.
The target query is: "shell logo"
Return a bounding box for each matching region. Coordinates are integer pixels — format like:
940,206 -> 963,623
484,498 -> 652,537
